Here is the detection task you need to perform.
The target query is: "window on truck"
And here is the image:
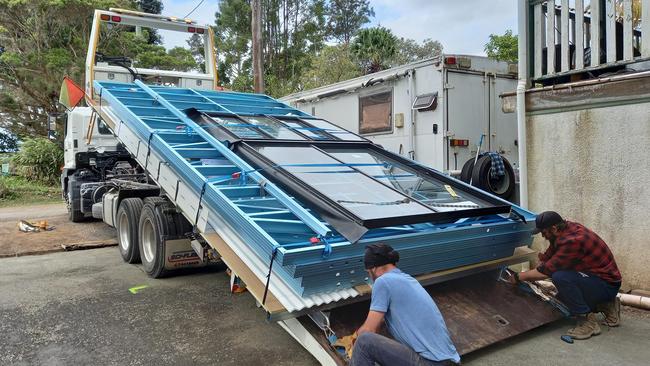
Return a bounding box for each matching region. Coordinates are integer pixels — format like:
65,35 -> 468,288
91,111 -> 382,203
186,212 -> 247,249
97,119 -> 112,135
359,90 -> 392,134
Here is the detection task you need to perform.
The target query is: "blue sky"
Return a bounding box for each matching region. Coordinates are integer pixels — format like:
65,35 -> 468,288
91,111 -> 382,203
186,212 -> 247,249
160,0 -> 517,55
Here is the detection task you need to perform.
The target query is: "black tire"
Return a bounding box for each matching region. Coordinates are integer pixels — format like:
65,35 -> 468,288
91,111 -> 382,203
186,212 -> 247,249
67,175 -> 86,222
116,198 -> 144,263
459,158 -> 476,183
138,199 -> 191,278
470,155 -> 516,200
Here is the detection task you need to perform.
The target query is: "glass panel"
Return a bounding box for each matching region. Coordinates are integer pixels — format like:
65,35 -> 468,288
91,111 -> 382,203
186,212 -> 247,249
279,119 -> 333,140
300,119 -> 365,141
240,116 -> 306,140
253,145 -> 432,220
200,115 -> 266,139
325,148 -> 491,212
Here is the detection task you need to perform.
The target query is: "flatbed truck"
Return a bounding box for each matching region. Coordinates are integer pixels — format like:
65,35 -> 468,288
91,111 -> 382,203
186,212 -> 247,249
61,9 -> 563,365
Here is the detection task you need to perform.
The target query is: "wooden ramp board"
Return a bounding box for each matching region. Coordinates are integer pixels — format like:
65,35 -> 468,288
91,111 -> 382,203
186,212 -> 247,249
298,270 -> 563,365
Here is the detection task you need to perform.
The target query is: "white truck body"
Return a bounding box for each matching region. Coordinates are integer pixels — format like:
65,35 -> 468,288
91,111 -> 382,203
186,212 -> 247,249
281,56 -> 519,173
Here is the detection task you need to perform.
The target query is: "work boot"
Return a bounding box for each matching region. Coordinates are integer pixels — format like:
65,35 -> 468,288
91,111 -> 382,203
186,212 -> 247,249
566,313 -> 601,340
596,297 -> 621,327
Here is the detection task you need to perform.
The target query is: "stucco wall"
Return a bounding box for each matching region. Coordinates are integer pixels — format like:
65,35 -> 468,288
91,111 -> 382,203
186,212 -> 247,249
526,103 -> 650,290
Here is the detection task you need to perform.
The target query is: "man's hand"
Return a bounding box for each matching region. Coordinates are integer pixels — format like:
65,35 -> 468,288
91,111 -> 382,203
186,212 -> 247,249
356,311 -> 385,336
507,271 -> 520,285
509,269 -> 549,284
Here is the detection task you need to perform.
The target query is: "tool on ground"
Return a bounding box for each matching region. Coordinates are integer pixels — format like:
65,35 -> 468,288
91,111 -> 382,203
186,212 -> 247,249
332,332 -> 357,359
18,220 -> 53,233
128,284 -> 149,294
560,335 -> 574,344
469,133 -> 486,185
226,268 -> 247,293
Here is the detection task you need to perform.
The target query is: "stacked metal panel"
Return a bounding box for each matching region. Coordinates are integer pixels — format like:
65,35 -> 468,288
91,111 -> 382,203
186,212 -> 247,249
95,80 -> 536,303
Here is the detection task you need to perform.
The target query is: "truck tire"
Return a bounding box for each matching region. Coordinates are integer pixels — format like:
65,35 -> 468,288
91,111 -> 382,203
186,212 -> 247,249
459,158 -> 476,183
470,155 -> 516,200
116,198 -> 144,263
67,175 -> 86,222
138,199 -> 191,278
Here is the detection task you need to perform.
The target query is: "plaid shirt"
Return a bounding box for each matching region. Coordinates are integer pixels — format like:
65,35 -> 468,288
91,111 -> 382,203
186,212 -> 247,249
537,221 -> 622,283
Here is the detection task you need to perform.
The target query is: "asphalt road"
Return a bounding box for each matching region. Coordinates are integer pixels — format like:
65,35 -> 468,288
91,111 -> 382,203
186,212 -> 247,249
0,247 -> 315,366
1,247 -> 649,365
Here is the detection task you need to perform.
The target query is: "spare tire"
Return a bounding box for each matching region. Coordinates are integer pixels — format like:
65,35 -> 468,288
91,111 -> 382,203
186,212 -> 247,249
470,155 -> 516,200
459,158 -> 476,183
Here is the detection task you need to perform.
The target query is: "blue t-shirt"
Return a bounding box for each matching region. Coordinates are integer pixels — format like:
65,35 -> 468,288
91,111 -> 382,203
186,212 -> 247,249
370,268 -> 460,363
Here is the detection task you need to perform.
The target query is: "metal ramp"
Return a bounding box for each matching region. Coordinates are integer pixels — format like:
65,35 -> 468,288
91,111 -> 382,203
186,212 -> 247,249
94,80 -> 537,312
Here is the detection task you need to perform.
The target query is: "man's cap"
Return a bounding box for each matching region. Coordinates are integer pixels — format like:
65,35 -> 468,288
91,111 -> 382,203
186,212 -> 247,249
364,243 -> 399,269
532,211 -> 564,234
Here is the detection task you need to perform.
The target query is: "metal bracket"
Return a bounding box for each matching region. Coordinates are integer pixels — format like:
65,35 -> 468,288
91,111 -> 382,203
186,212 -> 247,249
308,311 -> 335,340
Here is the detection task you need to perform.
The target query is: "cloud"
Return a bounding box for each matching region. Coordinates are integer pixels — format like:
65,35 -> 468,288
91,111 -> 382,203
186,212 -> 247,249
369,0 -> 517,55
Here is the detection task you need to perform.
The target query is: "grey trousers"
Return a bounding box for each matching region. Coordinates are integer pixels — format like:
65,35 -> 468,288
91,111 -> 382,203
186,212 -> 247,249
350,332 -> 457,366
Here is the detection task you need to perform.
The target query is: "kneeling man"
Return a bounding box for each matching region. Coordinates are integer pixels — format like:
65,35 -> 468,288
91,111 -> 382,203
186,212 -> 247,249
352,244 -> 460,366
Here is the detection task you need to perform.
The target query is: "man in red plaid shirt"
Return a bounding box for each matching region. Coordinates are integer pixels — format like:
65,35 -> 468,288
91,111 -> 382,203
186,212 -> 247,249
510,211 -> 622,340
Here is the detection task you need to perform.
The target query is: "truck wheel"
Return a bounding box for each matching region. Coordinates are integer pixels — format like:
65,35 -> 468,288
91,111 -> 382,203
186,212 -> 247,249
67,175 -> 85,222
116,198 -> 144,263
470,155 -> 516,200
459,158 -> 475,183
138,199 -> 190,278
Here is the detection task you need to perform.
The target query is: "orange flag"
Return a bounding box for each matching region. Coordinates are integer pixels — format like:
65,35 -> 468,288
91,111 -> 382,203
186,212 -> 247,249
59,76 -> 85,109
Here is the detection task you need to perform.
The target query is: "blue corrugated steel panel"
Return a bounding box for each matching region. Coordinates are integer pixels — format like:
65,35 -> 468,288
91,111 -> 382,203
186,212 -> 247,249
94,80 -> 537,299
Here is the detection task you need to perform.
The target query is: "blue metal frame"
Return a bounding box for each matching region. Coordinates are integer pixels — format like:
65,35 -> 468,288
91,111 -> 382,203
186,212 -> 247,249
95,80 -> 537,297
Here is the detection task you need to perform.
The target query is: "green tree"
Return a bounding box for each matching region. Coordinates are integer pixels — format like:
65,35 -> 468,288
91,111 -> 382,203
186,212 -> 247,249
325,0 -> 374,44
391,37 -> 443,66
137,0 -> 163,44
351,26 -> 397,74
484,29 -> 518,63
214,0 -> 328,97
12,137 -> 64,184
187,33 -> 207,73
300,44 -> 361,89
214,0 -> 252,88
0,0 -> 134,138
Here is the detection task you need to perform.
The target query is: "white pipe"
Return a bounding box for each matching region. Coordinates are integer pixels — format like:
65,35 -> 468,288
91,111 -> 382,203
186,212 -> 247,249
517,0 -> 529,208
618,293 -> 650,310
408,69 -> 416,159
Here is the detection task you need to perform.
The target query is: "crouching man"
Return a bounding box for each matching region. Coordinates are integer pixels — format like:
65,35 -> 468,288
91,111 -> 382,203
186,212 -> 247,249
351,243 -> 460,366
511,211 -> 622,339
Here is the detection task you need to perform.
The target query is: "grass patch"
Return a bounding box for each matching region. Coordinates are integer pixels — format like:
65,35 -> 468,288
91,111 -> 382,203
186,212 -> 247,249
0,175 -> 61,208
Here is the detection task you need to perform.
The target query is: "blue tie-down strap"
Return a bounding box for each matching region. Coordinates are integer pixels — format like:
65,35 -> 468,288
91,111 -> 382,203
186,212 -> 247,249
309,236 -> 333,258
482,151 -> 505,179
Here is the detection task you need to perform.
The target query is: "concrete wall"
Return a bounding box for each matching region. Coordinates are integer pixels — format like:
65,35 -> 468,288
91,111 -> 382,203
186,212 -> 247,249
526,102 -> 650,290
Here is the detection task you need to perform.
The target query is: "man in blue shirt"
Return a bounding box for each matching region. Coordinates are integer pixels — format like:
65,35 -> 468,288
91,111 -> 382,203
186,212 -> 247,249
351,243 -> 460,366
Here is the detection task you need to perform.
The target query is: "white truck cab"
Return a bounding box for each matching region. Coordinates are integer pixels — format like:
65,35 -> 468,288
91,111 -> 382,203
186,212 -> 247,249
63,107 -> 120,170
